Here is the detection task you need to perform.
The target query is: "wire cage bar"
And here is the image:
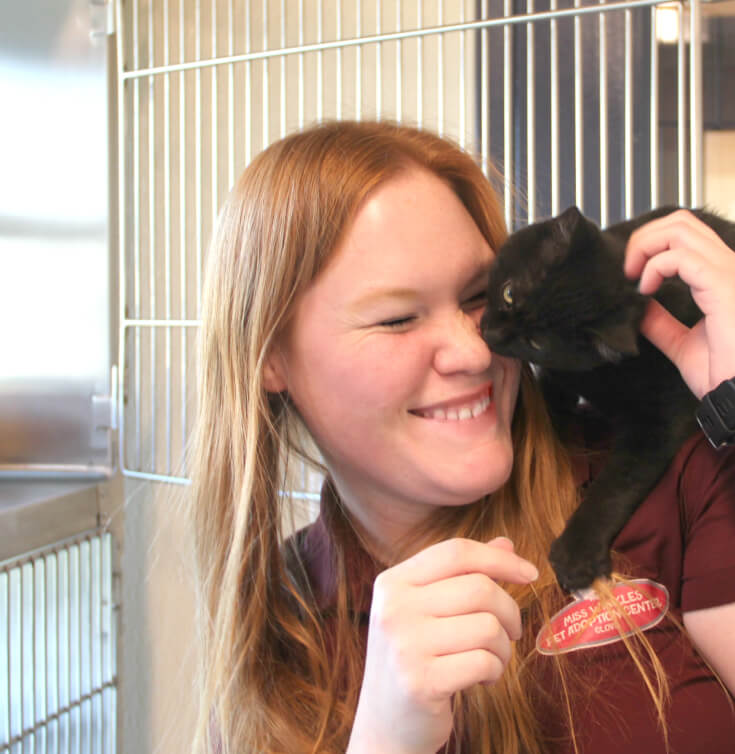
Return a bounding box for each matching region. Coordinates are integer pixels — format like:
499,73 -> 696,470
115,0 -> 703,487
1,531 -> 117,754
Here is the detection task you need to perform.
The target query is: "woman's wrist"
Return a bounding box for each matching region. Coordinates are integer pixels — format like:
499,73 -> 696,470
696,377 -> 735,449
347,705 -> 439,754
346,730 -> 433,754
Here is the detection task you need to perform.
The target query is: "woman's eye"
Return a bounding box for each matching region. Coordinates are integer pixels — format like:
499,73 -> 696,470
378,316 -> 415,329
463,291 -> 488,309
502,282 -> 514,306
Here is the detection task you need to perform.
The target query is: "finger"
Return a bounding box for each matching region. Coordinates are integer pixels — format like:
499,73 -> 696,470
427,649 -> 506,697
428,612 -> 514,664
638,299 -> 690,365
400,537 -> 539,587
636,246 -> 710,295
487,536 -> 515,552
624,211 -> 725,279
418,572 -> 523,638
431,614 -> 514,660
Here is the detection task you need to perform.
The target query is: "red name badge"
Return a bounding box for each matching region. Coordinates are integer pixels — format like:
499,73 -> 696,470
536,578 -> 670,655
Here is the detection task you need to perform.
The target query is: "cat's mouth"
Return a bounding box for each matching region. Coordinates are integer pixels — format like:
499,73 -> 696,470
409,384 -> 493,422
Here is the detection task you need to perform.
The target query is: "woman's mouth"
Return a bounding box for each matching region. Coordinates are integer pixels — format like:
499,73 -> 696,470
410,385 -> 493,422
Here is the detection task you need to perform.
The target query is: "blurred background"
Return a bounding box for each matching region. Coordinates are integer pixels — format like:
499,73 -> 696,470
1,0 -> 734,752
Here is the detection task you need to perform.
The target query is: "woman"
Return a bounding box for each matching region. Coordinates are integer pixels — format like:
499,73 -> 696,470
190,120 -> 735,753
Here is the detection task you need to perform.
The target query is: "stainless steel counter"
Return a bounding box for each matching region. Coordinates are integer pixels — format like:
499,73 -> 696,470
0,480 -> 102,562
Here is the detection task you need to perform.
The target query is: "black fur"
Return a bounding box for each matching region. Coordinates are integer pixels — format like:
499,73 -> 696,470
481,206 -> 735,591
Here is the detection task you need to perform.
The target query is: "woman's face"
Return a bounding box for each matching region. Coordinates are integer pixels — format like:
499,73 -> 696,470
270,167 -> 521,546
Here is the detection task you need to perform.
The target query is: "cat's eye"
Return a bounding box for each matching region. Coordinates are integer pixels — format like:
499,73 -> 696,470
528,338 -> 542,350
502,282 -> 514,306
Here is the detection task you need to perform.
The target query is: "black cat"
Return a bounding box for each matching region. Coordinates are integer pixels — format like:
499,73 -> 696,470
481,205 -> 735,592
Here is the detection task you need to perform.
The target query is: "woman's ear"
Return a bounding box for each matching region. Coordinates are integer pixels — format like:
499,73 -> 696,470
262,346 -> 288,394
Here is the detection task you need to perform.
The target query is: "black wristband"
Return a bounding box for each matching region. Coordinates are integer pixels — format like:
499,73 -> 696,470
696,378 -> 735,450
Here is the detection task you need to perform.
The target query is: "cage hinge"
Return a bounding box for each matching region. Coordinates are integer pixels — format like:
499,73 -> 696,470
91,366 -> 118,458
89,0 -> 115,40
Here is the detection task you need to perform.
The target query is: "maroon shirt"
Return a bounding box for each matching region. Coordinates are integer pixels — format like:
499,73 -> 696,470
296,432 -> 735,753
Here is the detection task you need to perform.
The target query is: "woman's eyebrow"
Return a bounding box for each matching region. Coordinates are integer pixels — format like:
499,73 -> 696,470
463,266 -> 491,291
350,288 -> 419,309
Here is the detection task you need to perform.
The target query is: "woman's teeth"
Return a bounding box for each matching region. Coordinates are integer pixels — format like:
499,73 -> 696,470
416,393 -> 491,422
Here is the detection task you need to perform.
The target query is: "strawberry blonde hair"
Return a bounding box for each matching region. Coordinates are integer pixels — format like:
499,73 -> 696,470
190,120 -> 667,754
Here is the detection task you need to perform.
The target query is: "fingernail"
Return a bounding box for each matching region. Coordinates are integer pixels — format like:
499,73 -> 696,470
519,561 -> 539,581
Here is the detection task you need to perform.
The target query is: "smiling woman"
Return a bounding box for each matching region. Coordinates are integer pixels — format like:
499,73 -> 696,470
190,120 -> 570,754
264,167 -> 520,543
189,120 -> 735,754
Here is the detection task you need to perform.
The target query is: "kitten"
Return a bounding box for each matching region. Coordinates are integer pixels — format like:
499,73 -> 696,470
481,205 -> 735,592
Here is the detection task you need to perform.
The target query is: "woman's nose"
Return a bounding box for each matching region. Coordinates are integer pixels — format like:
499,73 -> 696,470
432,310 -> 492,375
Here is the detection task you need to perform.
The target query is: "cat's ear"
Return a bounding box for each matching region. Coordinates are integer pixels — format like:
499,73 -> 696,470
540,206 -> 586,265
547,206 -> 598,264
553,206 -> 585,245
591,321 -> 640,363
557,206 -> 600,244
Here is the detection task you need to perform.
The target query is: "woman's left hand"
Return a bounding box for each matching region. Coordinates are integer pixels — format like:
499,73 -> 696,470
624,209 -> 735,399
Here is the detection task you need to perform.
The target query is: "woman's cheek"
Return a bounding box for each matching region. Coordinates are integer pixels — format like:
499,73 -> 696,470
353,336 -> 429,390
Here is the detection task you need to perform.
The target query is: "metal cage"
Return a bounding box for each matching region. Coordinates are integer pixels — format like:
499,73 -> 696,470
115,0 -> 704,486
1,531 -> 117,754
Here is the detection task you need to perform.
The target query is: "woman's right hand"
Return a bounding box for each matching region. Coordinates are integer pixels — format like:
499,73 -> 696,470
346,537 -> 539,754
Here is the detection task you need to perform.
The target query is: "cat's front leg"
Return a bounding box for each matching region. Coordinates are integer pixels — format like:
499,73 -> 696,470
549,419 -> 693,592
549,496 -> 615,592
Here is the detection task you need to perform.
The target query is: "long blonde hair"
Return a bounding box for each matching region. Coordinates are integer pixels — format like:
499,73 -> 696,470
190,120 -> 665,754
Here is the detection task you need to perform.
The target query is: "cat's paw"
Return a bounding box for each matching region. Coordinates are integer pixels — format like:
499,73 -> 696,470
549,531 -> 612,593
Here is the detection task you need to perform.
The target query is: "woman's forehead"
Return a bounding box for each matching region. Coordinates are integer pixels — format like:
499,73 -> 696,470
337,169 -> 490,267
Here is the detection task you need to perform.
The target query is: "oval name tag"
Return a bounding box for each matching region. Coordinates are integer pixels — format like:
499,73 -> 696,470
536,578 -> 670,656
